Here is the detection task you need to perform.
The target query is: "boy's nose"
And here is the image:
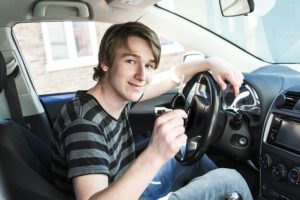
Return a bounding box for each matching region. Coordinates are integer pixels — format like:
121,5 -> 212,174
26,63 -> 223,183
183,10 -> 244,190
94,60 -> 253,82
135,64 -> 147,81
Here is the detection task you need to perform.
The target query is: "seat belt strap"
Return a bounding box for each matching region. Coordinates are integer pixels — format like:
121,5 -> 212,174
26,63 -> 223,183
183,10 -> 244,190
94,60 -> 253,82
5,66 -> 27,127
0,52 -> 6,93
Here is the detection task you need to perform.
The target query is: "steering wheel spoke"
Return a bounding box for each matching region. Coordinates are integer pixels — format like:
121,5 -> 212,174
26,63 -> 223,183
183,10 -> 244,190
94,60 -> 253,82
173,72 -> 224,165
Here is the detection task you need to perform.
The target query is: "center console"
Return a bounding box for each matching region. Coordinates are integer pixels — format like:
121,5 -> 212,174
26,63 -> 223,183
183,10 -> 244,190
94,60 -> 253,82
260,86 -> 300,200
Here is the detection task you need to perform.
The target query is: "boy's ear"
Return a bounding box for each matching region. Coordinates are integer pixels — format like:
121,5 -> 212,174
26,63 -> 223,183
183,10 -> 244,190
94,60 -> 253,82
100,63 -> 109,71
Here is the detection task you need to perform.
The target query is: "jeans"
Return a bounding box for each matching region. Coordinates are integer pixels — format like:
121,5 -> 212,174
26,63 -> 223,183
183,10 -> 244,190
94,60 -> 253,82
140,155 -> 253,200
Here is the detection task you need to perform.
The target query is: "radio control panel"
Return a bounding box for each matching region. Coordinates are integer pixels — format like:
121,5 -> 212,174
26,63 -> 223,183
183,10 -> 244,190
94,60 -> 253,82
260,86 -> 300,200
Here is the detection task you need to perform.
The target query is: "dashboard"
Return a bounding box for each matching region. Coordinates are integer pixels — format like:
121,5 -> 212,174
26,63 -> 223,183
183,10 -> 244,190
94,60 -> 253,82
133,65 -> 300,199
219,65 -> 300,200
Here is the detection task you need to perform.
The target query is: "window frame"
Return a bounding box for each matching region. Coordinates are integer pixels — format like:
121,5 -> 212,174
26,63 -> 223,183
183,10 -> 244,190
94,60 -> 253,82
41,21 -> 98,71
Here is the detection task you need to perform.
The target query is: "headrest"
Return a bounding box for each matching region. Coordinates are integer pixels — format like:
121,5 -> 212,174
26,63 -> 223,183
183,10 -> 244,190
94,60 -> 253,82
0,51 -> 7,93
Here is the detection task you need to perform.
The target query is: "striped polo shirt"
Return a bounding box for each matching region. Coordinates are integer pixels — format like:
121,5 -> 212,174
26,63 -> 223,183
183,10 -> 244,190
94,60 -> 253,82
51,91 -> 135,197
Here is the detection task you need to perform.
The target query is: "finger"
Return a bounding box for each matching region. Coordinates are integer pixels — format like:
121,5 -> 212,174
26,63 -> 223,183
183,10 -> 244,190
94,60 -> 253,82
165,125 -> 186,143
233,84 -> 240,96
233,71 -> 243,96
214,75 -> 227,91
223,72 -> 241,96
234,70 -> 244,86
156,109 -> 187,125
160,117 -> 185,136
227,84 -> 240,97
172,133 -> 187,151
232,82 -> 240,97
238,72 -> 244,85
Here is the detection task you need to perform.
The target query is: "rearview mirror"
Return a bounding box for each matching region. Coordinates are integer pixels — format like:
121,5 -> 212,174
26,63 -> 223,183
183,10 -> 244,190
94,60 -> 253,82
219,0 -> 254,17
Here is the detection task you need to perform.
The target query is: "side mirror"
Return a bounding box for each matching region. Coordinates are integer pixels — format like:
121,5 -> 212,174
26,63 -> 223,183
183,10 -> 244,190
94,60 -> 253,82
219,0 -> 254,17
183,52 -> 205,63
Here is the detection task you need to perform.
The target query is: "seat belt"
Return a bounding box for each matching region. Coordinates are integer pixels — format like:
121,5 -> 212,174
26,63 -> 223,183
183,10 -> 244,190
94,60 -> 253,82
5,66 -> 28,128
0,52 -> 6,93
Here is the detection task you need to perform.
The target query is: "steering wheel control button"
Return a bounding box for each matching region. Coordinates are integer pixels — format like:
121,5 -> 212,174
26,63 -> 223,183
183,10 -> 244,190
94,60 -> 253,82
272,163 -> 287,181
288,167 -> 300,185
259,153 -> 273,170
197,83 -> 208,98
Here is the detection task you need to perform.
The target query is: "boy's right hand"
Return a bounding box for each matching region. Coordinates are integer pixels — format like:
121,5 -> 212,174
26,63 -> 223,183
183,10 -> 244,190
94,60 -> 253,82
148,109 -> 187,163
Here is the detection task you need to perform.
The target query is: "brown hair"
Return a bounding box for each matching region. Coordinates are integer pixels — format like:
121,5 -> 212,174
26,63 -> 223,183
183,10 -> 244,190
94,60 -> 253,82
93,21 -> 161,82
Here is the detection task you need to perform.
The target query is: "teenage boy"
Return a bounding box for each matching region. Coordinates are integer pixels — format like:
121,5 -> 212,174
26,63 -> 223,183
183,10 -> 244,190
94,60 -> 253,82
51,22 -> 252,200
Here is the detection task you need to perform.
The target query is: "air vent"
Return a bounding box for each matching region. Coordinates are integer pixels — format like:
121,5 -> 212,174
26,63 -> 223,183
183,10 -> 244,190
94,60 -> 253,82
283,91 -> 300,109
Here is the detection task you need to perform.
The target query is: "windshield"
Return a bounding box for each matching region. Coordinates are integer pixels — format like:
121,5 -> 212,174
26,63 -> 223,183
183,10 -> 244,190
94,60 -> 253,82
158,0 -> 300,64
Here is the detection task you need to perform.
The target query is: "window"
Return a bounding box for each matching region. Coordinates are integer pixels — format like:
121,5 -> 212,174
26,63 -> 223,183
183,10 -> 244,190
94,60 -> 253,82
13,22 -> 191,95
160,37 -> 184,55
41,22 -> 98,71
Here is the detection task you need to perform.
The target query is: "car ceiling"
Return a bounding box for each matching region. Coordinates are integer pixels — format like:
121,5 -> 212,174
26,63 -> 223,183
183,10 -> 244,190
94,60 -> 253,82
0,0 -> 161,27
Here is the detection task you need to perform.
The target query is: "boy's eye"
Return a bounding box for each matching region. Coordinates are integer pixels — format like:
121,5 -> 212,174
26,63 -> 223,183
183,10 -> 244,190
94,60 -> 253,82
126,59 -> 136,64
146,64 -> 155,70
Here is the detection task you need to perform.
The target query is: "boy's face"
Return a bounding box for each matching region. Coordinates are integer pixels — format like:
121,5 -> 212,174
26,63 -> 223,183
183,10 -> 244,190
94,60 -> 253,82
102,36 -> 155,103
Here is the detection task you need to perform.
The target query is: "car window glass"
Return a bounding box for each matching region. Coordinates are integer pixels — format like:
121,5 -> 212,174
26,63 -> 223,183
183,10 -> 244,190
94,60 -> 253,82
158,0 -> 300,63
13,21 -> 193,95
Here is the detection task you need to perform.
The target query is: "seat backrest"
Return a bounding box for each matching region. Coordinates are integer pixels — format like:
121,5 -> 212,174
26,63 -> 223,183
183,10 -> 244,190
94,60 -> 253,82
0,51 -> 67,200
0,120 -> 68,200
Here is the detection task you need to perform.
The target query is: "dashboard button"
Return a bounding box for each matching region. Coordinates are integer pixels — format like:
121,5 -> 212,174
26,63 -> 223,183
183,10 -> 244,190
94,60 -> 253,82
238,137 -> 248,146
259,153 -> 272,170
272,163 -> 287,181
288,166 -> 300,185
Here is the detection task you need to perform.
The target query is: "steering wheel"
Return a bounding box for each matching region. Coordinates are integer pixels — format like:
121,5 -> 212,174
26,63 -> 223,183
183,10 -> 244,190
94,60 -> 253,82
172,72 -> 224,165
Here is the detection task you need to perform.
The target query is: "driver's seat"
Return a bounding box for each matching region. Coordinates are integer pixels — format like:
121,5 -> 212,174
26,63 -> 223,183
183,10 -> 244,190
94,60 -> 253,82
0,51 -> 67,200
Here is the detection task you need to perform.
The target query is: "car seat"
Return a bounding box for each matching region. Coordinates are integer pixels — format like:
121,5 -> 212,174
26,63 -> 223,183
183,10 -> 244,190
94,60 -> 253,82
0,51 -> 67,200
